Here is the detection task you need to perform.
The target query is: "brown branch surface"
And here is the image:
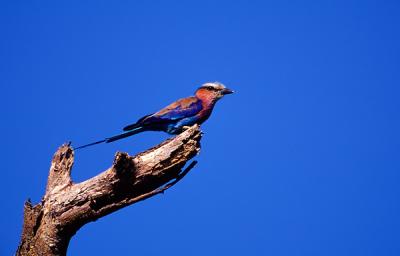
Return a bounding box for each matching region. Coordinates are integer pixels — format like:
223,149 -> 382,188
16,125 -> 202,256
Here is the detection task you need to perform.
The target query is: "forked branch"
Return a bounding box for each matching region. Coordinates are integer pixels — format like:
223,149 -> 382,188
16,125 -> 202,256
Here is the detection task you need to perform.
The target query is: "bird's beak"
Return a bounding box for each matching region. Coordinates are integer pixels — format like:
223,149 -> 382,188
221,88 -> 234,95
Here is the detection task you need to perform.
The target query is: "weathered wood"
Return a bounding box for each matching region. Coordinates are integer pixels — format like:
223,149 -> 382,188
16,125 -> 202,256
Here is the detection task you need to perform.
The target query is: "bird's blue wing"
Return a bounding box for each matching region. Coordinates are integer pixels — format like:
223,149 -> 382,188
153,97 -> 202,120
123,97 -> 203,131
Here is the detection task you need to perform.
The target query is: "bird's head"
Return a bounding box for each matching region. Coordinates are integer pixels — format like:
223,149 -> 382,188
195,82 -> 234,101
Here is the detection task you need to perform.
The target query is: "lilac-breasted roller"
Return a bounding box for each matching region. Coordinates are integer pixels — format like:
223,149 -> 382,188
75,82 -> 234,149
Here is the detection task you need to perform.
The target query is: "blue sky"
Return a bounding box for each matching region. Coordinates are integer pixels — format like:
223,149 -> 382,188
1,1 -> 400,255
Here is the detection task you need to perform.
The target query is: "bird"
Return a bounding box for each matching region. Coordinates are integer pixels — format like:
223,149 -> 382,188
75,82 -> 234,149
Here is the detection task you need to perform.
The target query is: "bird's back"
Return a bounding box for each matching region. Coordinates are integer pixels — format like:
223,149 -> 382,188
123,96 -> 203,132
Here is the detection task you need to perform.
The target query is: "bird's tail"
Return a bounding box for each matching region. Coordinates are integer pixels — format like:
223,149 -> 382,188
74,139 -> 107,150
74,127 -> 145,150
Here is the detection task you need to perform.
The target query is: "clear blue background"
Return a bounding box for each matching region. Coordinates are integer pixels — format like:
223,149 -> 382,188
1,1 -> 399,255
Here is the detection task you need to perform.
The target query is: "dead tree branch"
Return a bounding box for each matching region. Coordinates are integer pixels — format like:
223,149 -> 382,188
16,125 -> 202,256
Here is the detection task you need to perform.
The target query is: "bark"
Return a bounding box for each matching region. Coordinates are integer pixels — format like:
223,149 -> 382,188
16,125 -> 202,256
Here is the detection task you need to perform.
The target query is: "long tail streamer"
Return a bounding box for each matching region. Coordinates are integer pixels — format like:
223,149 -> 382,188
74,127 -> 144,150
